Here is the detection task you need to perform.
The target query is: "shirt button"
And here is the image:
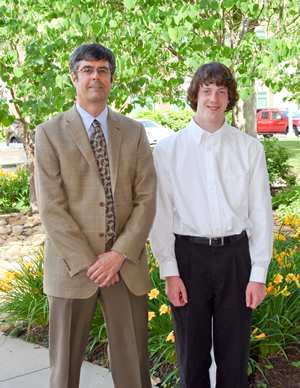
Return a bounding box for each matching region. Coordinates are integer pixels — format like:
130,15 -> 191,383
216,228 -> 219,231
99,202 -> 105,206
99,233 -> 104,237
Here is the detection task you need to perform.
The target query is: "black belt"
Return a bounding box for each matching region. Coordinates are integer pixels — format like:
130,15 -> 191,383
175,231 -> 247,247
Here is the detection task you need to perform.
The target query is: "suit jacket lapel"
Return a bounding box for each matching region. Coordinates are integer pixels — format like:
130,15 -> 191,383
108,108 -> 123,195
65,105 -> 101,183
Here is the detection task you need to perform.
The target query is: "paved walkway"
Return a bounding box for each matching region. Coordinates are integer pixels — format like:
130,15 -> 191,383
0,332 -> 114,388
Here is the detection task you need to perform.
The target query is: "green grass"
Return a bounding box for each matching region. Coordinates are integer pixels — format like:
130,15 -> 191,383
278,139 -> 300,171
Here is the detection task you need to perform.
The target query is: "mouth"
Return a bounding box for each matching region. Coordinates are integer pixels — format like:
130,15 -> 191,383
207,106 -> 220,111
88,84 -> 103,89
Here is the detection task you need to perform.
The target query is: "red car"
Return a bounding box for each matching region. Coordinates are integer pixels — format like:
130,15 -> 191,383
256,108 -> 300,137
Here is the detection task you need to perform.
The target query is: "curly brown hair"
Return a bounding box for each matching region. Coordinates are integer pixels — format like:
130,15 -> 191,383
187,62 -> 239,112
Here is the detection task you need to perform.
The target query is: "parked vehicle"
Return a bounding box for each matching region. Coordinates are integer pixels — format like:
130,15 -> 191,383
6,120 -> 23,146
135,119 -> 174,145
256,108 -> 300,137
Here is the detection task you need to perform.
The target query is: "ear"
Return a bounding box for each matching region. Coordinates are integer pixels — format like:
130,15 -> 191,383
71,72 -> 77,87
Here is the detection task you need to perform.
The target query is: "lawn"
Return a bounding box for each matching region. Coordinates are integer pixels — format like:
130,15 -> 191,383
278,138 -> 300,172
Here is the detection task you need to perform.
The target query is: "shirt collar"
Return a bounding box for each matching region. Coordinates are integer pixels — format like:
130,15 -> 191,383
75,103 -> 108,134
188,116 -> 229,146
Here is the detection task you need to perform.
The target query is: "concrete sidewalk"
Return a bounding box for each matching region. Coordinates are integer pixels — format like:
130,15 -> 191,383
0,332 -> 113,388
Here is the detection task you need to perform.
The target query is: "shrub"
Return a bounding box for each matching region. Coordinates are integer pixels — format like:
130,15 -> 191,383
261,137 -> 297,187
0,248 -> 48,331
0,165 -> 30,212
135,109 -> 194,132
272,186 -> 300,217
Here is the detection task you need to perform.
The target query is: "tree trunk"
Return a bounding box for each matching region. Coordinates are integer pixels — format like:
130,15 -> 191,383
23,129 -> 38,215
243,83 -> 257,138
232,99 -> 245,131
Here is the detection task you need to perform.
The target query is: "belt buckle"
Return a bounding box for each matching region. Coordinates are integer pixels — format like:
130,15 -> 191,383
209,237 -> 224,246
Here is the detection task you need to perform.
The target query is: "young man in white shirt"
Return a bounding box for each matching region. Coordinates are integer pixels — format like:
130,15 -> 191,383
149,62 -> 273,388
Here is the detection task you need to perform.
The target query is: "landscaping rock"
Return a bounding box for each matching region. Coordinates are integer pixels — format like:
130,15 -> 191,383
0,212 -> 45,274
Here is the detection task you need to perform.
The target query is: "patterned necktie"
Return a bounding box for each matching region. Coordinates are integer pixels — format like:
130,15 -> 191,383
90,119 -> 115,243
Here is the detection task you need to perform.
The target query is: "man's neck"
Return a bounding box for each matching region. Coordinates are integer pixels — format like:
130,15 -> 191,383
194,116 -> 225,133
77,101 -> 107,118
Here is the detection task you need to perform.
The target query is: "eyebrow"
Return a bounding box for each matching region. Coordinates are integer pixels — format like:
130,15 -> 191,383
80,65 -> 109,70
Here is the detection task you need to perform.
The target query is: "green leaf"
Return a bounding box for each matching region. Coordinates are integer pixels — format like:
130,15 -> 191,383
124,0 -> 136,10
56,75 -> 64,90
291,361 -> 300,368
223,58 -> 231,67
0,27 -> 8,35
270,39 -> 277,51
286,40 -> 292,50
80,13 -> 91,26
91,22 -> 102,35
168,27 -> 186,43
239,87 -> 253,101
240,2 -> 248,12
201,18 -> 215,31
222,0 -> 235,10
263,55 -> 272,70
13,68 -> 23,78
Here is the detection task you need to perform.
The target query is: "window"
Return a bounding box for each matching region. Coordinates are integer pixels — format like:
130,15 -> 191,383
261,112 -> 269,120
271,112 -> 282,120
256,92 -> 267,108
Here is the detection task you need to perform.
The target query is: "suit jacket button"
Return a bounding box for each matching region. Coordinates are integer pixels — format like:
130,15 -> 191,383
99,202 -> 105,206
99,233 -> 104,237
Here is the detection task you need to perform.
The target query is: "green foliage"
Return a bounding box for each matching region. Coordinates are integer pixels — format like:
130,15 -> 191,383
0,166 -> 30,212
0,0 -> 300,129
250,219 -> 300,361
147,245 -> 179,386
261,137 -> 297,186
135,109 -> 194,132
272,186 -> 300,219
0,248 -> 48,330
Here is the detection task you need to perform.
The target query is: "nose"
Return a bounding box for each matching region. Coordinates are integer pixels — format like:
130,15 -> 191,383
210,92 -> 218,102
92,69 -> 100,80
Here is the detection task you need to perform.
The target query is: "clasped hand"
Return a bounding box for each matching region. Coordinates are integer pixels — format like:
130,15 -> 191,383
86,250 -> 125,287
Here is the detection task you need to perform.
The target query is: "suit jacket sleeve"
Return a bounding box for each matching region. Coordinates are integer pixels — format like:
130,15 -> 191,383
111,123 -> 157,265
35,124 -> 97,277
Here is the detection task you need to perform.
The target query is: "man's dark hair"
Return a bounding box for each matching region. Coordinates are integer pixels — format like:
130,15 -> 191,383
69,43 -> 116,82
187,62 -> 239,112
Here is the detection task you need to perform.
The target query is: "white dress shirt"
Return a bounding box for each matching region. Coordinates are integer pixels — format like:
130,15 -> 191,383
149,117 -> 274,284
76,103 -> 109,156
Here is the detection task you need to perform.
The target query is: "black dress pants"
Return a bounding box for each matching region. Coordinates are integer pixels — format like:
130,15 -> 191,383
171,234 -> 253,388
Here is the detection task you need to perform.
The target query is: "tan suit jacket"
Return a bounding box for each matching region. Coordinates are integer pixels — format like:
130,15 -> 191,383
35,106 -> 156,299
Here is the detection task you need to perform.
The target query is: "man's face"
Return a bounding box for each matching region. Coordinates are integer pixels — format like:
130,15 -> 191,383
71,59 -> 114,111
195,83 -> 229,131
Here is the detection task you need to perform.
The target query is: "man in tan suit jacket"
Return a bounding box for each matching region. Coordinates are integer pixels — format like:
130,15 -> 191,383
35,43 -> 156,388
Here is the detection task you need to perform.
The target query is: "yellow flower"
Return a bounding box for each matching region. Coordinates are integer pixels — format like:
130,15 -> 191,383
4,284 -> 12,291
252,328 -> 259,335
166,331 -> 175,343
159,304 -> 170,315
285,273 -> 297,283
255,333 -> 266,339
274,273 -> 283,285
148,311 -> 155,322
149,268 -> 153,274
148,288 -> 160,300
0,280 -> 4,290
25,262 -> 34,269
277,258 -> 284,266
4,272 -> 15,283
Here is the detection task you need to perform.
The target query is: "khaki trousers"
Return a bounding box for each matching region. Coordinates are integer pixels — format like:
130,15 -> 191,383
48,246 -> 151,388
